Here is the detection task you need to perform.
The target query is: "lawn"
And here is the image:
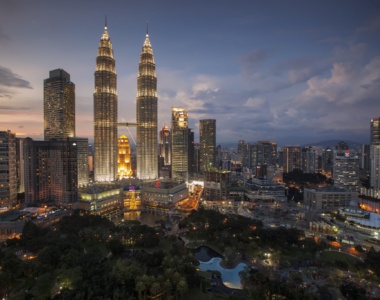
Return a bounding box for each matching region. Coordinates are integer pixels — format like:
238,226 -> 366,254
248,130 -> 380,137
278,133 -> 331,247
318,250 -> 362,268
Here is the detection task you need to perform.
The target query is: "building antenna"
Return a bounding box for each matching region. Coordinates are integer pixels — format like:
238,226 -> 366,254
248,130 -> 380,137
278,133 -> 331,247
105,14 -> 107,28
146,20 -> 149,36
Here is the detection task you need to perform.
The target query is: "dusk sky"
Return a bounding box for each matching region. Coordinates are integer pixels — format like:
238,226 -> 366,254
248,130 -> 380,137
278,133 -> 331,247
1,0 -> 380,146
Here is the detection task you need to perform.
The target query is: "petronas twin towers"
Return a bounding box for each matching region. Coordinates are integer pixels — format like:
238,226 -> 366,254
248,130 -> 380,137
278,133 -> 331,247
94,21 -> 158,182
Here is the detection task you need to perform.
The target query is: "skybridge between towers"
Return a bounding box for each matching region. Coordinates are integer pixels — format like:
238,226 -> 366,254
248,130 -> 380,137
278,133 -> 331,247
117,122 -> 138,146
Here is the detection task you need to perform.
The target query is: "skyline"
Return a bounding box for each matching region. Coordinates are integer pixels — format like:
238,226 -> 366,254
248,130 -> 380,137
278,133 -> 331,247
1,0 -> 380,146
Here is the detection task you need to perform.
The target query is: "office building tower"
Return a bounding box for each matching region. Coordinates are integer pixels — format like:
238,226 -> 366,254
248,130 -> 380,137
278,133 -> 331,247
333,150 -> 359,192
370,118 -> 380,145
23,137 -> 88,206
171,107 -> 189,183
159,124 -> 171,166
94,21 -> 118,182
44,69 -> 75,140
136,30 -> 158,180
117,134 -> 133,179
322,147 -> 333,174
301,146 -> 316,173
204,170 -> 231,201
370,145 -> 380,188
361,144 -> 370,173
200,119 -> 216,172
283,146 -> 302,173
16,138 -> 26,194
188,129 -> 195,177
0,131 -> 17,208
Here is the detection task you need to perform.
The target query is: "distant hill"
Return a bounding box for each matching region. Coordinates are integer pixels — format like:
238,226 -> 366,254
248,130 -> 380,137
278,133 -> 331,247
301,139 -> 363,149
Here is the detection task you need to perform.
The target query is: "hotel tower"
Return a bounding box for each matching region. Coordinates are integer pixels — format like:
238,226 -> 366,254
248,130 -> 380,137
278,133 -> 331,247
136,30 -> 158,179
44,69 -> 75,141
94,21 -> 118,182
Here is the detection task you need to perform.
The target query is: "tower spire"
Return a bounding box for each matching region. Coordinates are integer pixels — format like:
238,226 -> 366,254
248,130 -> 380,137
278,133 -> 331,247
146,20 -> 149,36
105,14 -> 107,28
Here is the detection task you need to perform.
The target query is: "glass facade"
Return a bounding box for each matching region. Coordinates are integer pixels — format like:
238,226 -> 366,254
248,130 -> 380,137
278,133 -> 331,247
136,33 -> 158,180
44,69 -> 75,141
199,119 -> 216,173
171,107 -> 189,183
94,24 -> 118,182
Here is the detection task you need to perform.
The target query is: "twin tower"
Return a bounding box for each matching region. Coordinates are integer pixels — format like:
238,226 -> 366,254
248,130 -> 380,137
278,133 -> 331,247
94,22 -> 158,182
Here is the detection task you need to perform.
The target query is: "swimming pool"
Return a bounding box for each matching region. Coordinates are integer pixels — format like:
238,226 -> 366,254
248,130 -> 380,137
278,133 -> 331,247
199,257 -> 247,289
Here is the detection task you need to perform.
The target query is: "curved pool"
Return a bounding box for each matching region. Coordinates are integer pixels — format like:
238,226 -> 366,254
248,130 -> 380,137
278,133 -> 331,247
199,257 -> 246,289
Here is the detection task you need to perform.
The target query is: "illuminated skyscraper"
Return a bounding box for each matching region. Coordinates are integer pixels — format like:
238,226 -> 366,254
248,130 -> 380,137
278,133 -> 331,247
117,134 -> 133,179
171,107 -> 189,183
0,130 -> 17,208
159,124 -> 171,166
136,29 -> 158,179
44,69 -> 75,141
94,21 -> 118,182
283,146 -> 301,173
200,119 -> 216,173
370,118 -> 380,145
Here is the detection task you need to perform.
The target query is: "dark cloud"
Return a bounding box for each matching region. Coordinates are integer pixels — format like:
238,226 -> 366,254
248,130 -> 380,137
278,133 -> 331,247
0,105 -> 31,110
0,66 -> 32,89
239,49 -> 272,77
0,27 -> 11,43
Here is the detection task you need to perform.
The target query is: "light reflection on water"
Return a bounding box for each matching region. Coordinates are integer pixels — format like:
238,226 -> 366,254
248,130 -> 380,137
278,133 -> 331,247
199,257 -> 246,289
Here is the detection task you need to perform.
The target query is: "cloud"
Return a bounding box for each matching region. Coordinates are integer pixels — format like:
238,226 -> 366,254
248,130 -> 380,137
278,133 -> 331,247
355,16 -> 380,34
0,66 -> 32,89
0,27 -> 11,43
239,49 -> 272,78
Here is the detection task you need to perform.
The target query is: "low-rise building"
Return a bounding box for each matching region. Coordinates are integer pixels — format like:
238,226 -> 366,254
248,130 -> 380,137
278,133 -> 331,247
141,180 -> 188,207
79,183 -> 123,216
304,186 -> 356,210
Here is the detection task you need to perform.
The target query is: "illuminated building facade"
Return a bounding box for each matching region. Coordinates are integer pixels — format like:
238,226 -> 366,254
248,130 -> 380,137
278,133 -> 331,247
94,22 -> 118,182
371,118 -> 380,145
283,146 -> 301,173
79,183 -> 123,216
0,131 -> 17,208
23,137 -> 88,206
136,31 -> 158,180
333,150 -> 359,192
117,134 -> 133,179
171,107 -> 189,183
204,170 -> 230,201
159,124 -> 171,166
200,119 -> 216,173
44,69 -> 75,141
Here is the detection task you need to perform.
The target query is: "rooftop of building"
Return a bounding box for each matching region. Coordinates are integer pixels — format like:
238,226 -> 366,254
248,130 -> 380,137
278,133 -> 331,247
79,183 -> 122,194
0,210 -> 28,222
305,185 -> 353,193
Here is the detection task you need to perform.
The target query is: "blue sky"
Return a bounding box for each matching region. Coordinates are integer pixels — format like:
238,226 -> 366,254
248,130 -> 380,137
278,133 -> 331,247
1,0 -> 380,146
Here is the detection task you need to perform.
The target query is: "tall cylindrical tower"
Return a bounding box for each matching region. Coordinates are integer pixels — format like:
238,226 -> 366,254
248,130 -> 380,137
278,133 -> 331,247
136,30 -> 158,180
94,21 -> 118,182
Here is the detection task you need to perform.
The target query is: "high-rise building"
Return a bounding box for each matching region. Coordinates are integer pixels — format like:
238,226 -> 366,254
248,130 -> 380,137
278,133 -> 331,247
44,69 -> 75,140
94,21 -> 118,182
117,134 -> 133,179
136,30 -> 158,180
258,141 -> 277,166
370,145 -> 380,188
333,150 -> 359,192
322,147 -> 333,174
23,137 -> 88,206
370,118 -> 380,145
159,124 -> 171,166
0,131 -> 17,208
361,144 -> 370,173
301,146 -> 316,173
283,146 -> 301,173
171,107 -> 189,183
200,119 -> 216,173
204,170 -> 230,201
